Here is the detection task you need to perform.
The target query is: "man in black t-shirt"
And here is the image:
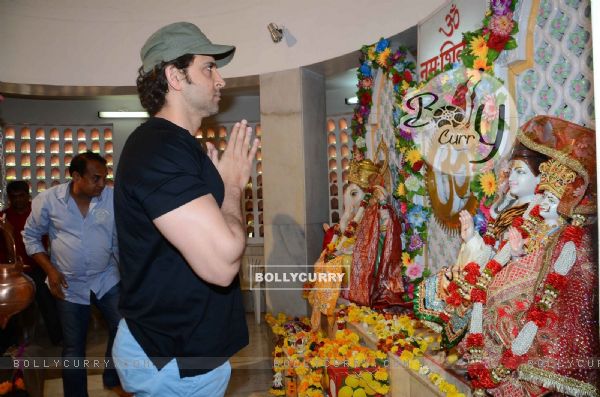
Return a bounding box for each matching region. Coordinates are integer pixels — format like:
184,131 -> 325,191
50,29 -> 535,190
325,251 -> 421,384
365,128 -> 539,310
112,22 -> 258,396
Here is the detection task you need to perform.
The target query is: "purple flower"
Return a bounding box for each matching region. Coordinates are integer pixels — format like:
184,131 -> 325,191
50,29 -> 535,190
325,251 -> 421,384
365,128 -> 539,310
395,49 -> 407,60
408,234 -> 424,251
491,0 -> 511,16
359,105 -> 370,117
473,211 -> 488,235
398,128 -> 413,140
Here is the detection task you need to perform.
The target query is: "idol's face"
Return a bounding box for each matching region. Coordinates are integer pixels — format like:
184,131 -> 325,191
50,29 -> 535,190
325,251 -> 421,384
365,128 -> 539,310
539,190 -> 560,222
508,160 -> 539,198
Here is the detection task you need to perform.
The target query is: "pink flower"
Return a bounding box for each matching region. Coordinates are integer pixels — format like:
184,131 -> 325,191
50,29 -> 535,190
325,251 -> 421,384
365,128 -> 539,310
479,200 -> 492,220
360,77 -> 373,89
489,13 -> 515,37
406,262 -> 424,280
482,94 -> 499,121
400,202 -> 408,214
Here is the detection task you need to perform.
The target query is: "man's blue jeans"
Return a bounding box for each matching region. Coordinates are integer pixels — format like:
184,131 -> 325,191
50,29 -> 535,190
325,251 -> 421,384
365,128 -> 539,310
113,319 -> 231,396
56,284 -> 122,397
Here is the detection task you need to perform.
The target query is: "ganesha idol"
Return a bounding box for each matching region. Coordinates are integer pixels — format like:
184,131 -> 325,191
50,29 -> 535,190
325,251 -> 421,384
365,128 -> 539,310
309,151 -> 404,330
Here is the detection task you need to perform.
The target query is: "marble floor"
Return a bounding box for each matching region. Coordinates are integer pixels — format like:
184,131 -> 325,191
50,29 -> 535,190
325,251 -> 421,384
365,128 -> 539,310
12,308 -> 274,397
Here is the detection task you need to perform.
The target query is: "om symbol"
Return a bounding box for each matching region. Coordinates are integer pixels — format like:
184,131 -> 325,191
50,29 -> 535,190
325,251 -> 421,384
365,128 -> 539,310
439,4 -> 460,37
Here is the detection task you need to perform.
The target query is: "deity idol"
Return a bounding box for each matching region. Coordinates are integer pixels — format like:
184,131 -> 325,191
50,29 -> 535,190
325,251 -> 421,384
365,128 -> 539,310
414,140 -> 548,347
309,153 -> 403,330
414,116 -> 598,395
464,117 -> 598,396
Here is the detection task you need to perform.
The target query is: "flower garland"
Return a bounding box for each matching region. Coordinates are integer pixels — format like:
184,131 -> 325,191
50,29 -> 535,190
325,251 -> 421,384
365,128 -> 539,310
343,304 -> 467,397
348,38 -> 429,293
460,0 -> 519,72
465,220 -> 583,393
394,133 -> 431,290
440,208 -> 542,319
0,378 -> 25,396
266,312 -> 390,397
350,38 -> 415,156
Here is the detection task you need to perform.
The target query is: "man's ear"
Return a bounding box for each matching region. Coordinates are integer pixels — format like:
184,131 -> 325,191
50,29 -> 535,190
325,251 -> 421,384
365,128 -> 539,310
71,171 -> 81,182
164,65 -> 184,91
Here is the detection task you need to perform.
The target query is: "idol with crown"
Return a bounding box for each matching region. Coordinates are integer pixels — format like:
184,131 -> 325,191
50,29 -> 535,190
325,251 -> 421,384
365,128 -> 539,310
309,144 -> 404,330
454,116 -> 599,397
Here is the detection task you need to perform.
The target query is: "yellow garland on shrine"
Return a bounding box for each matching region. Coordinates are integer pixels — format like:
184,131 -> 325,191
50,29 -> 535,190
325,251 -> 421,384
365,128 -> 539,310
343,304 -> 467,397
266,311 -> 390,397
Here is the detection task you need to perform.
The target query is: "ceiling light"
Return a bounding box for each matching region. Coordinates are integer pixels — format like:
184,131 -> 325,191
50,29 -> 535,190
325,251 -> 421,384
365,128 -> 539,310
98,111 -> 149,119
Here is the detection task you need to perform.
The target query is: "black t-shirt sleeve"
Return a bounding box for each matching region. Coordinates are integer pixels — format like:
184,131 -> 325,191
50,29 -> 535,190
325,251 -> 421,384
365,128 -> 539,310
137,133 -> 214,220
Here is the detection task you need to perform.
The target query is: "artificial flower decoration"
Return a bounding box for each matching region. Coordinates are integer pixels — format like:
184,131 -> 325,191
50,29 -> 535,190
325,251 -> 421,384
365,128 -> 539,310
469,36 -> 489,59
461,0 -> 519,71
470,171 -> 498,206
350,38 -> 429,296
351,38 -> 416,155
479,172 -> 497,197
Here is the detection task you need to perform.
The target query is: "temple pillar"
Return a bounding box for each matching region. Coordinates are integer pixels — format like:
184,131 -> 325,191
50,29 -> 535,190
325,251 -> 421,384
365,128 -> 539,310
259,67 -> 328,317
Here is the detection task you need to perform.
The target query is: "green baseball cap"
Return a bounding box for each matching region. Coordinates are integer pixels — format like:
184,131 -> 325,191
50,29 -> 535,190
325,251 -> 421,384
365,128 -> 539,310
141,22 -> 235,73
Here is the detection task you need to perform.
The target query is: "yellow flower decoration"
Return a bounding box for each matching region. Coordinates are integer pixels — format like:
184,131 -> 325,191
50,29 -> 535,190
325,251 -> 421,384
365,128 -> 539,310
446,353 -> 458,364
399,349 -> 414,362
368,46 -> 376,60
309,357 -> 325,369
338,344 -> 349,356
348,332 -> 360,344
376,48 -> 391,67
348,352 -> 367,368
409,358 -> 422,372
295,365 -> 308,376
401,80 -> 411,92
375,384 -> 390,395
395,183 -> 406,197
469,35 -> 488,59
405,148 -> 422,166
401,252 -> 412,267
479,172 -> 497,196
374,369 -> 388,381
428,372 -> 441,383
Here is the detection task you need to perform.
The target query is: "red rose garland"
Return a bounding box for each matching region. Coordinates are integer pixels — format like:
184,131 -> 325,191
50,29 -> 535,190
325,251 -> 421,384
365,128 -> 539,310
466,222 -> 583,392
